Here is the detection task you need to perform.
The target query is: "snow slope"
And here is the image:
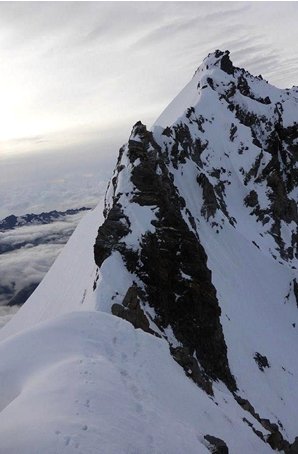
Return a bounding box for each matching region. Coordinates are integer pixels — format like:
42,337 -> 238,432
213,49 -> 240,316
1,309 -> 278,454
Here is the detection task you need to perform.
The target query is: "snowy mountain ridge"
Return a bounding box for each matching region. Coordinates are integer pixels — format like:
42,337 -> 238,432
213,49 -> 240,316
0,50 -> 298,453
0,207 -> 91,232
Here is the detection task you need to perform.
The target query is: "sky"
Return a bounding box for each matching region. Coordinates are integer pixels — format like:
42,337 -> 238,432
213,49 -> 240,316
1,1 -> 298,217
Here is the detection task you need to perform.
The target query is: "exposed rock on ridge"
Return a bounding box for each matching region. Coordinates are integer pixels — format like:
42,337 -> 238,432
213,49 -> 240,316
95,121 -> 236,392
154,49 -> 297,268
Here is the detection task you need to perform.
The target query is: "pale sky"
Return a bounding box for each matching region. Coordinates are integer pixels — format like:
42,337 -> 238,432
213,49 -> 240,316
1,1 -> 298,219
1,1 -> 298,156
0,0 -> 298,287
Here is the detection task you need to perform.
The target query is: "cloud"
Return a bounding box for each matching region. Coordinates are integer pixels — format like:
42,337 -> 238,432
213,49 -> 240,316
0,242 -> 62,304
1,1 -> 298,152
0,305 -> 19,328
200,3 -> 252,22
0,142 -> 114,219
0,213 -> 83,249
132,4 -> 253,51
131,16 -> 201,50
0,211 -> 96,305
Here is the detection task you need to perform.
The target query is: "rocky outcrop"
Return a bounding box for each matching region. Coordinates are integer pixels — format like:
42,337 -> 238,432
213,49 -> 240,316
234,395 -> 298,452
294,279 -> 298,306
204,434 -> 229,454
197,173 -> 219,220
254,352 -> 270,371
94,204 -> 131,268
288,437 -> 298,454
171,346 -> 213,395
111,285 -> 156,335
94,121 -> 236,392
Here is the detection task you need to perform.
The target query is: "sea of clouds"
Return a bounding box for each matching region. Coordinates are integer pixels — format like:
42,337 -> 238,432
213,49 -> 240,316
0,212 -> 90,305
0,144 -> 114,310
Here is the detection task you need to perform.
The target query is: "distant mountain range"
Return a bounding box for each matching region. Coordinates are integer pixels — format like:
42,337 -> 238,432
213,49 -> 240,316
0,207 -> 91,306
0,207 -> 90,232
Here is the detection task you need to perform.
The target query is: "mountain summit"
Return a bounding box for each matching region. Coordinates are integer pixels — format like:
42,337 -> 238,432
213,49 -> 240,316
1,51 -> 298,453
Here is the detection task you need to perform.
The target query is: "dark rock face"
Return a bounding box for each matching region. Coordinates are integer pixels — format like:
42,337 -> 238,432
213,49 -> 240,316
244,190 -> 258,208
197,173 -> 218,219
139,223 -> 235,389
171,346 -> 213,395
94,204 -> 131,268
94,121 -> 237,392
7,283 -> 39,307
254,352 -> 270,371
214,49 -> 234,75
235,395 -> 292,452
294,279 -> 298,307
204,434 -> 229,454
287,437 -> 298,454
267,431 -> 289,451
111,285 -> 156,335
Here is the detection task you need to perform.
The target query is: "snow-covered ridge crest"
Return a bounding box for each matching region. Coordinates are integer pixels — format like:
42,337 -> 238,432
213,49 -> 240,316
195,49 -> 235,75
154,49 -> 298,129
153,49 -> 298,270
